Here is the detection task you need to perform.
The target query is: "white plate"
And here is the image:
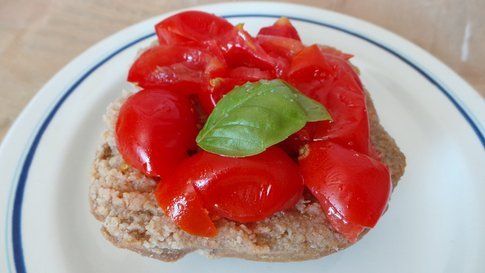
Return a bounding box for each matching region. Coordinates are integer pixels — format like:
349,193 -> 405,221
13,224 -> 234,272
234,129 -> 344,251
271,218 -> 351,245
1,2 -> 484,273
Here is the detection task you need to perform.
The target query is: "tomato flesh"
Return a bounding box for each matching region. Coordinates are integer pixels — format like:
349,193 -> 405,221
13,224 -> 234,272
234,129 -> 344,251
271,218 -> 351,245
115,88 -> 197,177
299,141 -> 391,241
258,17 -> 301,40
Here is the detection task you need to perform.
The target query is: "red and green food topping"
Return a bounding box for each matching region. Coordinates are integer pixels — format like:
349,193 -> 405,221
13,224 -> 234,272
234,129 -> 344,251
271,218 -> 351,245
115,11 -> 392,242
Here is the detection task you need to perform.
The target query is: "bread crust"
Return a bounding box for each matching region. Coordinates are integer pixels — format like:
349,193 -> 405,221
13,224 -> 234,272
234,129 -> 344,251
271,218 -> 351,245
89,90 -> 406,262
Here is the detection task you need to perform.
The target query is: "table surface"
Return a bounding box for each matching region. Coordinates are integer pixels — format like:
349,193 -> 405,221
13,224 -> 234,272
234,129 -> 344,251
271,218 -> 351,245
0,0 -> 484,141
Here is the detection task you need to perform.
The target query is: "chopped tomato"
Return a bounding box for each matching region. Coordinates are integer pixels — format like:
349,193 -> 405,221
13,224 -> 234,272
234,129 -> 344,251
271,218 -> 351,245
299,141 -> 391,241
318,45 -> 353,60
155,172 -> 217,237
258,17 -> 301,40
155,11 -> 233,45
115,88 -> 197,177
256,34 -> 304,60
127,45 -> 225,93
286,45 -> 371,154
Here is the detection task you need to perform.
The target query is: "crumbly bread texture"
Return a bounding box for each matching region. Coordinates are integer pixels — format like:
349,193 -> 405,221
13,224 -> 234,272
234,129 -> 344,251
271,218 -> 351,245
89,90 -> 406,262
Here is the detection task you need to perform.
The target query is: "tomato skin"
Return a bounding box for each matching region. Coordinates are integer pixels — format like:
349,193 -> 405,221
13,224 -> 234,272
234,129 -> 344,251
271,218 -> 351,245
155,11 -> 233,45
127,45 -> 225,93
155,172 -> 217,237
299,141 -> 391,240
286,45 -> 371,154
258,17 -> 301,40
115,88 -> 197,177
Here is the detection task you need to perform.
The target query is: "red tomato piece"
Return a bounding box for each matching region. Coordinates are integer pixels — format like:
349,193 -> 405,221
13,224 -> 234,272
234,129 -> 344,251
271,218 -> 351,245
256,34 -> 304,60
155,173 -> 217,237
115,88 -> 197,177
127,45 -> 225,93
193,148 -> 303,223
164,147 -> 303,224
318,45 -> 353,60
286,45 -> 360,94
198,67 -> 274,114
299,141 -> 391,241
155,11 -> 233,45
286,45 -> 371,154
258,17 -> 301,40
311,89 -> 370,154
219,26 -> 284,76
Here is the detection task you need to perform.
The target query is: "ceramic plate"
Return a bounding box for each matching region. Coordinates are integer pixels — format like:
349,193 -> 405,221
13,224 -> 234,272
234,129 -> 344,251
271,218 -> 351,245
1,2 -> 484,273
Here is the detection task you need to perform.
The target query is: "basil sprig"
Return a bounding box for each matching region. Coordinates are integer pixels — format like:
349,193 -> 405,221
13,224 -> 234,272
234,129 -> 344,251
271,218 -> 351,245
196,79 -> 331,157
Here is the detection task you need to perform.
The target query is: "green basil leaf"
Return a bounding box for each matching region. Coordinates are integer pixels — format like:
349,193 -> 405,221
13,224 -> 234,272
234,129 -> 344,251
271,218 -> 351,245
196,79 -> 331,157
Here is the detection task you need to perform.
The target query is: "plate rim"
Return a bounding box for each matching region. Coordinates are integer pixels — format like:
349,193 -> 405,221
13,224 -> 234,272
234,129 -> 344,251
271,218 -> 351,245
2,2 -> 484,273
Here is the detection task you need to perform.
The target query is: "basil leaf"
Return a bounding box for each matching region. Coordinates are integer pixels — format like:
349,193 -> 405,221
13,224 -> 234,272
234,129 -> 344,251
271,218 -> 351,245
196,79 -> 331,157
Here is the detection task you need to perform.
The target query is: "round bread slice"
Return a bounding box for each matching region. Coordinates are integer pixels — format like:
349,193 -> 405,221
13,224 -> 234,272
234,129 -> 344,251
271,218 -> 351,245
89,89 -> 406,262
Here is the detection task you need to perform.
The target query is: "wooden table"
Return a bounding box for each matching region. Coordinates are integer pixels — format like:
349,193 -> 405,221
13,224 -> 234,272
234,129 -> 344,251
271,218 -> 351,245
1,0 -> 484,140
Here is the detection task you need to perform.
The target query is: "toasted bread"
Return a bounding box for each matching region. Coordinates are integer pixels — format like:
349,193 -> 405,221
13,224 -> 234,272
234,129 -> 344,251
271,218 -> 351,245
89,88 -> 405,262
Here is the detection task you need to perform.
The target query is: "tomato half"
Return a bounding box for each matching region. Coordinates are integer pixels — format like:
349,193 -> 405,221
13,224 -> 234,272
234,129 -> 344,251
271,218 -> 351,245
115,88 -> 197,177
299,141 -> 391,241
155,11 -> 233,45
127,45 -> 225,93
258,17 -> 301,40
157,147 -> 303,233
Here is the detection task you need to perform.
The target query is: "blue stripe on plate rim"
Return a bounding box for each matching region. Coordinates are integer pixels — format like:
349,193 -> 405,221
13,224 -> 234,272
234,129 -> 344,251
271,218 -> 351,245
4,13 -> 485,273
